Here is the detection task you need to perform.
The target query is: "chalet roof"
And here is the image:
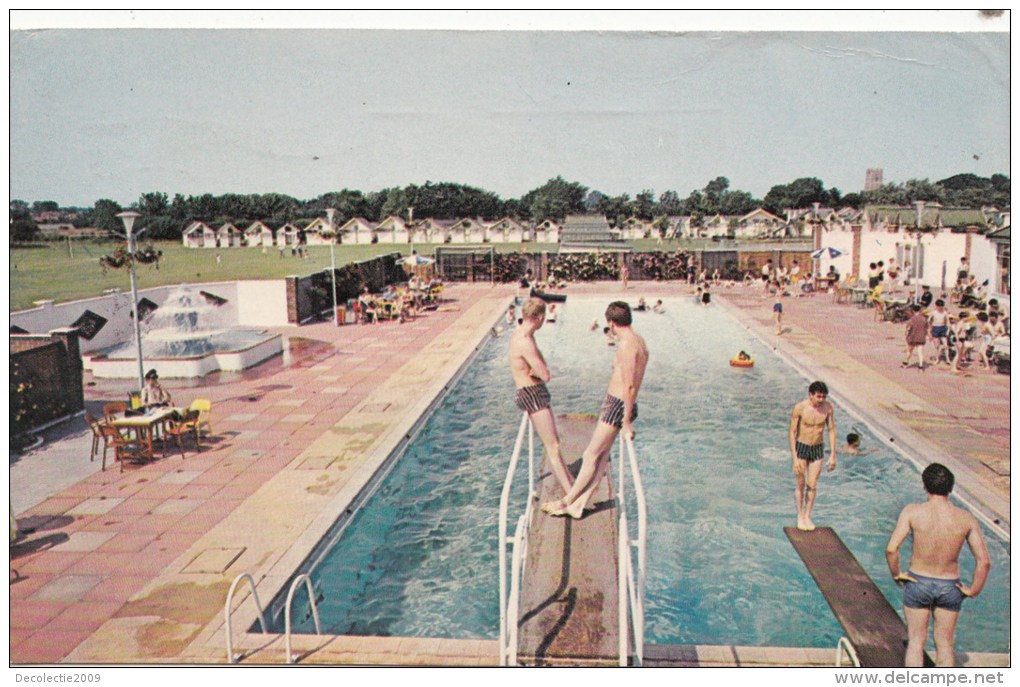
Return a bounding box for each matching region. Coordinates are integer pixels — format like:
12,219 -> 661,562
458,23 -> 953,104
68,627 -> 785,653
183,221 -> 212,236
866,205 -> 987,230
448,217 -> 486,229
416,218 -> 458,229
376,215 -> 410,230
561,214 -> 612,232
338,216 -> 376,230
489,216 -> 525,230
740,208 -> 783,223
245,221 -> 272,234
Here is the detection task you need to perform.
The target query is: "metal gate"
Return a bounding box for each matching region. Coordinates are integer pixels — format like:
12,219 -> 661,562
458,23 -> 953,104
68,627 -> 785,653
700,249 -> 739,279
435,247 -> 494,282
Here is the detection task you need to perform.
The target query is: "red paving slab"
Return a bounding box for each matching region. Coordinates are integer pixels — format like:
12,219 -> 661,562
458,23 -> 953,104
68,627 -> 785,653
15,629 -> 94,663
10,284 -> 497,664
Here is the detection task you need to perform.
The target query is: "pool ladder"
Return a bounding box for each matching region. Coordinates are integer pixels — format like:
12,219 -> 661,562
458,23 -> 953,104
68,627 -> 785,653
224,572 -> 321,664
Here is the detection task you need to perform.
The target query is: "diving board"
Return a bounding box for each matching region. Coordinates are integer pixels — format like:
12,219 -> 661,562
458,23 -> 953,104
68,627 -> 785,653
516,415 -> 622,666
785,527 -> 932,667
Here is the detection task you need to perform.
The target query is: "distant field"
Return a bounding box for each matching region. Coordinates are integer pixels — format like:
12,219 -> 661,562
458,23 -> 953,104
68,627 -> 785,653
10,240 -> 570,311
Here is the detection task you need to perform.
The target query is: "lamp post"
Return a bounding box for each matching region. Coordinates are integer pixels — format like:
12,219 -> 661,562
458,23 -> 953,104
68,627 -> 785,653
326,208 -> 338,326
913,200 -> 926,302
116,210 -> 146,391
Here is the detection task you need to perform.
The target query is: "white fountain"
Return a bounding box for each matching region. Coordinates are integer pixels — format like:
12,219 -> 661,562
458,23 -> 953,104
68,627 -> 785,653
86,286 -> 283,378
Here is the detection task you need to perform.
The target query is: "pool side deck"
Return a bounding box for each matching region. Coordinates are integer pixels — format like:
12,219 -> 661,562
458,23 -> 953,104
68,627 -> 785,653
9,281 -> 1010,667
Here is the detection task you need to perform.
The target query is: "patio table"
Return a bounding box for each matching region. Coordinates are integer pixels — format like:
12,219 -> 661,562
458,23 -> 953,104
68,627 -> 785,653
109,406 -> 180,460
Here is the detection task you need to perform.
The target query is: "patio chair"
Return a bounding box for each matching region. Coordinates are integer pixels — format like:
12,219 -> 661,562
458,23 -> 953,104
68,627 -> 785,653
99,423 -> 151,473
102,401 -> 128,422
84,411 -> 114,469
164,409 -> 202,458
189,398 -> 213,439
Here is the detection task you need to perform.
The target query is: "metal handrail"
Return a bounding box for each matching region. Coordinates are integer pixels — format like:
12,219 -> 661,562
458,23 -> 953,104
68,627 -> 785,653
836,637 -> 861,667
285,573 -> 322,664
617,434 -> 647,666
498,412 -> 534,666
507,512 -> 529,666
224,572 -> 268,664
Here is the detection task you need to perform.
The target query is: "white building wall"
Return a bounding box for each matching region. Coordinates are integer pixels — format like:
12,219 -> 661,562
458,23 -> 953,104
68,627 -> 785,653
814,228 -> 855,279
968,236 -> 999,292
235,280 -> 290,326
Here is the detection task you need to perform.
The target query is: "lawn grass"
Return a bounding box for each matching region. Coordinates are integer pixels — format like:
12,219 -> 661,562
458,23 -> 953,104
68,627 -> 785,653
10,237 -> 718,311
9,240 -> 560,311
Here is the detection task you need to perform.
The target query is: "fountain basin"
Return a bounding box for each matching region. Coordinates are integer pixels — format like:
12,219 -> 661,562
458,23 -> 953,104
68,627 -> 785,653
84,330 -> 283,378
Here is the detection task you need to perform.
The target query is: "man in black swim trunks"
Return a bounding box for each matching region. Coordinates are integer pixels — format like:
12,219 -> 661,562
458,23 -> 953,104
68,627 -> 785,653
543,301 -> 649,519
509,297 -> 572,497
789,380 -> 837,531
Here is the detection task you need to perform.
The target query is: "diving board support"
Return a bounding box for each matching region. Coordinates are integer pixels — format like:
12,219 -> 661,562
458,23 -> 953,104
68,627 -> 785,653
785,526 -> 932,667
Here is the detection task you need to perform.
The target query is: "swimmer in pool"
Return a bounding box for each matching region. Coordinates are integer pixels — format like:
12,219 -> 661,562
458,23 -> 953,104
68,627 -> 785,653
789,380 -> 837,531
841,432 -> 875,456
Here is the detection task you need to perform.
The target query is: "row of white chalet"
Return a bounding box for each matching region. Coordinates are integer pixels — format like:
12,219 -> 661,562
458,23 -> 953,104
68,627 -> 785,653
183,216 -> 558,248
182,204 -> 1001,249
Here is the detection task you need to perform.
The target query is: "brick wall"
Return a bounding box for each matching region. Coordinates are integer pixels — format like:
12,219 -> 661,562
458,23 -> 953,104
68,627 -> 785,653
10,327 -> 84,436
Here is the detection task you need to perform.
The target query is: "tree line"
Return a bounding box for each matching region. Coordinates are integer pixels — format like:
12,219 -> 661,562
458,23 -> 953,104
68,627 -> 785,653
10,172 -> 1010,242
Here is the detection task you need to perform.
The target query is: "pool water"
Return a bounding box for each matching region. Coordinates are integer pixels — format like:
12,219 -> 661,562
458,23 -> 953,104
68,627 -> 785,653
269,296 -> 1010,652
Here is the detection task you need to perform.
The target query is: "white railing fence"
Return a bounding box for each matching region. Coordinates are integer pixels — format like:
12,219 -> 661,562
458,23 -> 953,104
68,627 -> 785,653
498,413 -> 536,666
617,433 -> 647,666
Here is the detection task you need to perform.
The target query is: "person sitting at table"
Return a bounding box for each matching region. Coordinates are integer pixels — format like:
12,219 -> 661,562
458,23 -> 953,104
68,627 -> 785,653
141,369 -> 172,408
825,265 -> 840,288
917,285 -> 934,308
358,287 -> 378,324
396,290 -> 416,323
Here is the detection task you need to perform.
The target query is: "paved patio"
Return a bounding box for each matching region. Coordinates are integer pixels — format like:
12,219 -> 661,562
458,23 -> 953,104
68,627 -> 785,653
9,281 -> 1010,666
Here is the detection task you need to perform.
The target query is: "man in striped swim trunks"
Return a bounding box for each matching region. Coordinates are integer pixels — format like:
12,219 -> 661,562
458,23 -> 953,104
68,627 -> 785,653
509,297 -> 573,496
789,380 -> 837,531
543,301 -> 649,519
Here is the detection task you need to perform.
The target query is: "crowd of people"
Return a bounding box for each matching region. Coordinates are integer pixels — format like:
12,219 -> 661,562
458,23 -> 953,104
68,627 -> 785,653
355,274 -> 444,324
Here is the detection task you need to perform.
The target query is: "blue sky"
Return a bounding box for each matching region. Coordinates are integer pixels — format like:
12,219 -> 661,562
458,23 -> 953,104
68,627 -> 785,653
8,11 -> 1010,207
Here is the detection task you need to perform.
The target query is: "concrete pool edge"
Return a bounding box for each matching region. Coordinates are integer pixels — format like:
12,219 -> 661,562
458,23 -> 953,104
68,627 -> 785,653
713,295 -> 1010,538
179,291 -> 515,661
193,630 -> 1011,667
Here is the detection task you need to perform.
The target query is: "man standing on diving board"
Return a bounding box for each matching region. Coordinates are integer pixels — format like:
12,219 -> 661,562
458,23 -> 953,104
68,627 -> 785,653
543,301 -> 648,519
789,380 -> 838,531
509,297 -> 573,497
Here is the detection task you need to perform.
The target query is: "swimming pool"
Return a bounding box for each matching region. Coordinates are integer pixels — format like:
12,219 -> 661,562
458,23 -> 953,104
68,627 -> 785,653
266,296 -> 1010,652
